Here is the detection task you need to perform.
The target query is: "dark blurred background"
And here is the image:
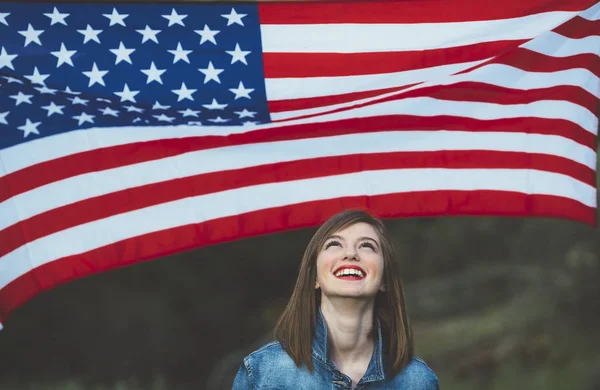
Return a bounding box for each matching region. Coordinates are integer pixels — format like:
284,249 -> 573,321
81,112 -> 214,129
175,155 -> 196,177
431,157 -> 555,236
0,212 -> 598,390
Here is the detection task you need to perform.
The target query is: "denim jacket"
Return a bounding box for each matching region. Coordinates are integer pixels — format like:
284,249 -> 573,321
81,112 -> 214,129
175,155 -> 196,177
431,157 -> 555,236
232,310 -> 439,389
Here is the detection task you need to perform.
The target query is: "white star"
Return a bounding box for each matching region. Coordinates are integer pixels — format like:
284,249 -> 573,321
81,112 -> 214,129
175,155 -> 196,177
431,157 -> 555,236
198,61 -> 223,84
82,63 -> 108,87
153,113 -> 175,122
221,8 -> 246,26
63,86 -> 80,95
24,66 -> 49,85
171,82 -> 197,102
202,98 -> 228,110
97,98 -> 112,103
194,24 -> 219,45
133,117 -> 142,123
0,111 -> 8,125
72,112 -> 95,126
18,119 -> 41,138
18,24 -> 44,47
0,47 -> 17,70
68,96 -> 89,106
10,91 -> 33,106
110,42 -> 135,65
136,25 -> 161,44
41,102 -> 65,116
103,8 -> 128,27
44,7 -> 69,26
208,116 -> 230,123
35,85 -> 57,94
178,108 -> 200,117
162,9 -> 187,27
229,81 -> 254,99
125,105 -> 144,113
51,43 -> 76,67
234,108 -> 256,118
77,25 -> 102,44
0,13 -> 9,26
168,42 -> 192,64
152,101 -> 170,110
2,76 -> 22,84
98,106 -> 119,117
141,62 -> 166,84
226,43 -> 251,65
114,84 -> 139,103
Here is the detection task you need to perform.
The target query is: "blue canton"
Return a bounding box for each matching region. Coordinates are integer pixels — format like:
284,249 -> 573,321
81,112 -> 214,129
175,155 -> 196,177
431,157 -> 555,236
0,2 -> 269,150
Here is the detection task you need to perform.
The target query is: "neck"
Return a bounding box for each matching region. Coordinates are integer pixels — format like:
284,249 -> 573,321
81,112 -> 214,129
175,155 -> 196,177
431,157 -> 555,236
320,296 -> 376,371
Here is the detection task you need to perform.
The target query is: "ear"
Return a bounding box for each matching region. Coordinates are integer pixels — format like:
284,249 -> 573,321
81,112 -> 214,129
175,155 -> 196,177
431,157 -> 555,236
315,280 -> 320,290
379,284 -> 386,292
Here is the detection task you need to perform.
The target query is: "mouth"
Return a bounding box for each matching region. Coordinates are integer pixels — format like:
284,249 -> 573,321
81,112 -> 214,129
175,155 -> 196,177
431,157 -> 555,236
333,265 -> 366,281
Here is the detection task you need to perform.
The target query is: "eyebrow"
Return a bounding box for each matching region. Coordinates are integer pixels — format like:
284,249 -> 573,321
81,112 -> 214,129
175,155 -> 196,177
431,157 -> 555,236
326,235 -> 380,248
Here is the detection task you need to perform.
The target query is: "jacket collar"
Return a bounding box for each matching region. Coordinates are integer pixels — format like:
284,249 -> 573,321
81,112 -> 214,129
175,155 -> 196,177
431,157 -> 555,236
312,306 -> 386,382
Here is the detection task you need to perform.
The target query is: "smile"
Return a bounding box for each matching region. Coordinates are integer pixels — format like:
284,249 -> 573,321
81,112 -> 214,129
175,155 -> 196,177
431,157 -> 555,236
333,266 -> 366,280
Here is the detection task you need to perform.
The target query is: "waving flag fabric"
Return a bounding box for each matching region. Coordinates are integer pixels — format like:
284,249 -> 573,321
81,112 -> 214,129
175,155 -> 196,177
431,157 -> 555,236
0,0 -> 598,326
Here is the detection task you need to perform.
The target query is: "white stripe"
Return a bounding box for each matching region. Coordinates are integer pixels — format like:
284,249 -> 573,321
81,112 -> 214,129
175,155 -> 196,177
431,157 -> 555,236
271,65 -> 600,121
581,1 -> 600,21
265,60 -> 485,100
524,32 -> 600,57
0,168 -> 594,290
260,11 -> 576,53
440,64 -> 600,98
272,97 -> 597,136
0,124 -> 256,178
0,131 -> 594,231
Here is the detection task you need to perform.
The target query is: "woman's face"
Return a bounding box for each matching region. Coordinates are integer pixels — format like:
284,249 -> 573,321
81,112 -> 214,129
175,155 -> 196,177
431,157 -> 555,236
315,222 -> 384,299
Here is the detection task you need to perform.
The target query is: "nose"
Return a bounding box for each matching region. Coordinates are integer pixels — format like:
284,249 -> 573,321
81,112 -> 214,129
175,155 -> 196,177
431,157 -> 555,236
343,246 -> 358,261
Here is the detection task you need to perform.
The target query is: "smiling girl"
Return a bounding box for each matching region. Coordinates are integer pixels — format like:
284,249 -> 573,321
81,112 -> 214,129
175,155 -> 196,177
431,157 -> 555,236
232,210 -> 438,389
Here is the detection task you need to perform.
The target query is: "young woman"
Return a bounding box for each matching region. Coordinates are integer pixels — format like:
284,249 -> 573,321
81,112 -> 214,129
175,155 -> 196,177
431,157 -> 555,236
233,210 -> 438,389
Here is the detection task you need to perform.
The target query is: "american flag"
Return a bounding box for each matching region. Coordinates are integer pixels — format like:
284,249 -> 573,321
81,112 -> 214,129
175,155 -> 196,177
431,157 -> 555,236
0,0 -> 598,326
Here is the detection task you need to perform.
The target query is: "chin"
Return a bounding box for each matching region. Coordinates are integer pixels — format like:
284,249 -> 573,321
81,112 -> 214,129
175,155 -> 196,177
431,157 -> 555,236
331,290 -> 378,299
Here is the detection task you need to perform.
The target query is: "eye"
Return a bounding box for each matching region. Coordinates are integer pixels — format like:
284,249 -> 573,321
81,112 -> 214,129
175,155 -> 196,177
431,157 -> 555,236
325,240 -> 341,249
359,241 -> 376,250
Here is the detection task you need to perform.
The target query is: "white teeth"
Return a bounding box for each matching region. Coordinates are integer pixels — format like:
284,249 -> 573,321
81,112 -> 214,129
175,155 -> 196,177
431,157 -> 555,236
334,269 -> 364,278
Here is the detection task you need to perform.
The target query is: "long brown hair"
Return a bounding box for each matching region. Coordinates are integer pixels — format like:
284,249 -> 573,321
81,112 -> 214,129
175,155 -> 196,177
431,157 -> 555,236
274,209 -> 414,377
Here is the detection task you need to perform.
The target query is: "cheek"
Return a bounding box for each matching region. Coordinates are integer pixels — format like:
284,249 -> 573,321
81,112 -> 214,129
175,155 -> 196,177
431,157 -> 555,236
366,254 -> 384,277
316,253 -> 336,278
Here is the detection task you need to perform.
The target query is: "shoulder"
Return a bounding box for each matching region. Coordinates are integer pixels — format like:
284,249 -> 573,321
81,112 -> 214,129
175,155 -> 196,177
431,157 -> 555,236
244,341 -> 289,363
391,356 -> 439,389
243,341 -> 300,373
237,341 -> 318,389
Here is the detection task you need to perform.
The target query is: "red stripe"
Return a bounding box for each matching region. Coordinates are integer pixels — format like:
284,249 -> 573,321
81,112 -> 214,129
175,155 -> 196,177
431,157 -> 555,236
416,83 -> 598,113
267,85 -> 416,113
271,81 -> 599,130
554,16 -> 600,39
0,151 -> 593,258
1,115 -> 595,204
0,191 -> 594,323
494,49 -> 600,79
262,41 -> 523,78
269,81 -> 598,118
258,0 -> 596,24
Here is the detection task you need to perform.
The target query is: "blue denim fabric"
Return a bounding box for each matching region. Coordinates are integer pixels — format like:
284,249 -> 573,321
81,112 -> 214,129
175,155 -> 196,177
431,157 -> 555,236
232,310 -> 439,389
